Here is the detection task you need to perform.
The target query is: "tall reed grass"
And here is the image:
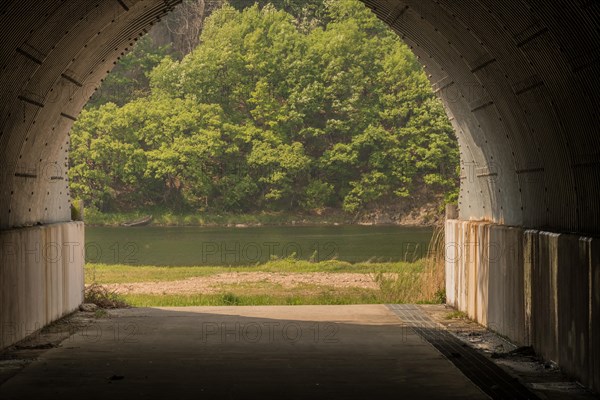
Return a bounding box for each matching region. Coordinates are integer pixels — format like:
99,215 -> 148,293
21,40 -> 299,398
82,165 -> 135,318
373,225 -> 446,303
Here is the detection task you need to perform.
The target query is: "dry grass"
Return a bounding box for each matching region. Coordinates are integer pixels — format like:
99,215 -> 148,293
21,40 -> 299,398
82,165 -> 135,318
422,225 -> 446,303
84,283 -> 129,309
372,225 -> 445,304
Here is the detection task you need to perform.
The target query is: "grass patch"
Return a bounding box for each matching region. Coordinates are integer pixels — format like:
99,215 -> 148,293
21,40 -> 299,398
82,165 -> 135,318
374,271 -> 424,303
214,282 -> 380,300
444,310 -> 468,320
84,259 -> 424,285
94,309 -> 109,318
84,283 -> 129,309
122,290 -> 382,307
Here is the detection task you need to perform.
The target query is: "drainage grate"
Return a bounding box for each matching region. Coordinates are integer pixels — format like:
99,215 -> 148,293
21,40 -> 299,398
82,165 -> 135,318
386,304 -> 540,400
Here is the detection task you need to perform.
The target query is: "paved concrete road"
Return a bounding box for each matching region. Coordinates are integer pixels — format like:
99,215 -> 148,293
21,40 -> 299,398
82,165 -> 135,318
0,305 -> 488,399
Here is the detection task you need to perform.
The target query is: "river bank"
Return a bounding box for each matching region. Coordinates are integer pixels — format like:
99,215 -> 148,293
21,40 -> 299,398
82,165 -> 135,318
85,209 -> 349,227
84,202 -> 445,228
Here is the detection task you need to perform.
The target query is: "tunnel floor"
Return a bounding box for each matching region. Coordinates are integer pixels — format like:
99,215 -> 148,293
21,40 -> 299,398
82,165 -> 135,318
0,305 -> 594,399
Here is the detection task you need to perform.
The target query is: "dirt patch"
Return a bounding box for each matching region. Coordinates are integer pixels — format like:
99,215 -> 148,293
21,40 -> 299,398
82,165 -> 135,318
102,272 -> 380,295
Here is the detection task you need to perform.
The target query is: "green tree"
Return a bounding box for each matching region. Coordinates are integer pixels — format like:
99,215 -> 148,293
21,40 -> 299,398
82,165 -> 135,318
70,0 -> 459,215
88,36 -> 172,107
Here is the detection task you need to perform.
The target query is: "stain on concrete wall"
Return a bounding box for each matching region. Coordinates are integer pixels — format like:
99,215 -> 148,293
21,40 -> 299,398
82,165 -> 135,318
446,219 -> 599,392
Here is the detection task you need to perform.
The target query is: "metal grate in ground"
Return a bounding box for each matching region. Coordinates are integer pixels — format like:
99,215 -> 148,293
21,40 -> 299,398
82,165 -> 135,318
386,304 -> 540,400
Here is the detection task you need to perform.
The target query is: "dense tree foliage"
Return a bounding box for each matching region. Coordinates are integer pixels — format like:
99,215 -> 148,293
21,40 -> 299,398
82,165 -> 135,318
87,36 -> 172,107
70,0 -> 458,214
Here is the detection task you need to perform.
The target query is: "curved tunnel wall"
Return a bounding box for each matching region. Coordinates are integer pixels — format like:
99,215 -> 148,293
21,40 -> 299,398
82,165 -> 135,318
0,0 -> 181,230
363,0 -> 600,234
0,0 -> 599,392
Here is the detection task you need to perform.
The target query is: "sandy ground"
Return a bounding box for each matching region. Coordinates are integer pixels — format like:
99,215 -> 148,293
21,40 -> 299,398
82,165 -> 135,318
104,272 -> 380,295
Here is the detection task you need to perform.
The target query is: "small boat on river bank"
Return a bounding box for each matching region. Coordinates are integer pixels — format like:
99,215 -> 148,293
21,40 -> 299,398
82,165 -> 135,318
121,215 -> 153,227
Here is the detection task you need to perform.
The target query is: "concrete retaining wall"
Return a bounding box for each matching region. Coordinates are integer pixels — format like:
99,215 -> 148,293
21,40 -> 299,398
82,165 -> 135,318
0,222 -> 84,349
446,220 -> 599,392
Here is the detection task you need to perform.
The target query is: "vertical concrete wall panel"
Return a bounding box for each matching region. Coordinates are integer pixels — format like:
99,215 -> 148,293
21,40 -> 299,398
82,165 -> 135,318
446,220 -> 599,392
466,222 -> 479,318
532,232 -> 559,362
445,220 -> 458,307
507,227 -> 525,344
475,223 -> 489,326
556,235 -> 591,386
523,231 -> 536,346
588,237 -> 600,392
461,221 -> 469,313
0,222 -> 84,349
487,225 -> 504,335
1,233 -> 15,346
488,225 -> 525,344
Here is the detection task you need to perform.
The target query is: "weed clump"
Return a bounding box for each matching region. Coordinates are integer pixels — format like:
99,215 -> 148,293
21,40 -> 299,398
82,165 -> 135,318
84,284 -> 129,309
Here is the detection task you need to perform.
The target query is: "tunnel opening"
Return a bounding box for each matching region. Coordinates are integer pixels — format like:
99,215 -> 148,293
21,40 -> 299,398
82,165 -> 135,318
75,0 -> 454,318
0,0 -> 599,393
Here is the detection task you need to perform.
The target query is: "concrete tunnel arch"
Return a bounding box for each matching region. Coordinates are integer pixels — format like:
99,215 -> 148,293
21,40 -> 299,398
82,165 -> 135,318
0,0 -> 599,392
